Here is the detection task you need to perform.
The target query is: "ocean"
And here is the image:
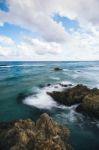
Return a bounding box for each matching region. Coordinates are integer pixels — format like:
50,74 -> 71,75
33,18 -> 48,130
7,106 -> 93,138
0,61 -> 99,150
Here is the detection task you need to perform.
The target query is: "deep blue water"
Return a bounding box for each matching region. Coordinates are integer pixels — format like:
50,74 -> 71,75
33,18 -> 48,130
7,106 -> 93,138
0,61 -> 99,150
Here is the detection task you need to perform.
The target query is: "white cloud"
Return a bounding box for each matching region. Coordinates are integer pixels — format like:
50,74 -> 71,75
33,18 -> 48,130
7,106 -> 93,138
0,37 -> 64,61
0,0 -> 69,42
0,34 -> 99,61
0,0 -> 99,60
0,35 -> 14,45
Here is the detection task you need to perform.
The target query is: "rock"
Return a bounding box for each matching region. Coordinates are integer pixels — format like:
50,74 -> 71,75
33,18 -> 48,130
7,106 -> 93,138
48,84 -> 99,119
47,84 -> 51,87
59,83 -> 68,87
47,84 -> 90,106
54,67 -> 62,71
76,92 -> 99,119
0,113 -> 73,150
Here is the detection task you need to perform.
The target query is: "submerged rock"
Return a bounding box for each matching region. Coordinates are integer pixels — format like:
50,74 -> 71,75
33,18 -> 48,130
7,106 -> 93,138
0,113 -> 73,150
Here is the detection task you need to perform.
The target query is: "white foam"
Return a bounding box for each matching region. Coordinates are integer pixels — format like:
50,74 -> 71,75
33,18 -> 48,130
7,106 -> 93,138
56,104 -> 84,123
0,64 -> 45,68
63,69 -> 69,71
0,65 -> 12,68
23,82 -> 69,109
96,121 -> 99,128
60,80 -> 74,86
23,81 -> 74,110
23,90 -> 57,109
50,77 -> 60,80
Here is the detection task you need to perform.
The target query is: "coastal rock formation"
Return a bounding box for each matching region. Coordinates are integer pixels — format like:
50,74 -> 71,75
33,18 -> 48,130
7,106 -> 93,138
47,84 -> 99,119
47,84 -> 90,106
76,91 -> 99,118
0,113 -> 73,150
54,67 -> 62,71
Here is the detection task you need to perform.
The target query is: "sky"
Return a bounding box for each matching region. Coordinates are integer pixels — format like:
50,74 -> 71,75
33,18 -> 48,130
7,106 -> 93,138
0,0 -> 99,61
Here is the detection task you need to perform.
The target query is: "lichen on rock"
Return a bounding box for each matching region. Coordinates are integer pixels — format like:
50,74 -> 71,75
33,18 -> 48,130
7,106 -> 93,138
0,113 -> 73,150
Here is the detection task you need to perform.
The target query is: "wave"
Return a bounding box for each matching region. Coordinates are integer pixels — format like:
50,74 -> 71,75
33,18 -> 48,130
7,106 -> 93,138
53,104 -> 85,125
23,81 -> 73,109
0,64 -> 45,68
23,91 -> 57,109
50,77 -> 60,80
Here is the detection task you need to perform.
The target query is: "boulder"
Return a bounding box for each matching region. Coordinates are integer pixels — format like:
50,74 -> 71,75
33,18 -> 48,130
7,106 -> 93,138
76,92 -> 99,119
47,84 -> 90,106
54,67 -> 62,71
0,113 -> 73,150
47,84 -> 99,119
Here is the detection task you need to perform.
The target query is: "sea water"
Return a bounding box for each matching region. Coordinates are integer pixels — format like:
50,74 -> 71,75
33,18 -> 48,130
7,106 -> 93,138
0,61 -> 99,150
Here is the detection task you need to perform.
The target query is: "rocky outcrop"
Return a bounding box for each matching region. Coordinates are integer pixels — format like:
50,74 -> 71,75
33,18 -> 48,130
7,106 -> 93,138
0,113 -> 73,150
47,84 -> 99,119
76,91 -> 99,118
54,67 -> 62,71
47,84 -> 90,106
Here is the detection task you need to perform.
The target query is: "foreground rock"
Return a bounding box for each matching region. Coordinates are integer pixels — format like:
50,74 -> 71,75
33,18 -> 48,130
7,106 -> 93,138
47,84 -> 99,119
0,113 -> 73,150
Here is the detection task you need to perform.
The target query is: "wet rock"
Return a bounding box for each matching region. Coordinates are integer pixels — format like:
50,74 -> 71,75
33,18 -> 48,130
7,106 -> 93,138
47,84 -> 90,106
76,92 -> 99,119
0,113 -> 73,150
47,84 -> 51,87
54,67 -> 62,71
59,83 -> 68,87
48,84 -> 99,119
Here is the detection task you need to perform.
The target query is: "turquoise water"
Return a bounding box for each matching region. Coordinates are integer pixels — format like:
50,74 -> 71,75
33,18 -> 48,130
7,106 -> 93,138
0,61 -> 99,150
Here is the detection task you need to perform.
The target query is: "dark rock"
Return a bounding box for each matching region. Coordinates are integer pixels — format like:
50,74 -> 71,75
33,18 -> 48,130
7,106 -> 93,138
0,113 -> 73,150
47,84 -> 51,86
76,92 -> 99,119
68,84 -> 72,86
48,84 -> 99,119
59,83 -> 68,87
54,86 -> 59,88
54,67 -> 62,71
47,84 -> 90,106
77,71 -> 81,72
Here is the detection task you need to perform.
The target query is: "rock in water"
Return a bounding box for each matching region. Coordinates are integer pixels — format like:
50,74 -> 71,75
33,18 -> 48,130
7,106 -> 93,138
47,84 -> 90,106
48,84 -> 99,119
54,67 -> 62,71
0,113 -> 73,150
76,92 -> 99,119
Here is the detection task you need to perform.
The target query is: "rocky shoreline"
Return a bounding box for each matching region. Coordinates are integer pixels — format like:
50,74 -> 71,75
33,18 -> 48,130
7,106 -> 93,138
0,84 -> 99,150
47,84 -> 99,119
0,113 -> 73,150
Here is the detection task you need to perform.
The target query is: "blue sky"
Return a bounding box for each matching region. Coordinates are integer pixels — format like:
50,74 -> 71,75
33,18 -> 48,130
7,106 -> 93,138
0,0 -> 99,61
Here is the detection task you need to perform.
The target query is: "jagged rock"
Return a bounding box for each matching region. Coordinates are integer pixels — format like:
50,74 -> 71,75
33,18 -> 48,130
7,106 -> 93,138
47,84 -> 90,106
0,113 -> 73,150
76,92 -> 99,119
54,67 -> 62,71
48,84 -> 99,119
59,83 -> 72,87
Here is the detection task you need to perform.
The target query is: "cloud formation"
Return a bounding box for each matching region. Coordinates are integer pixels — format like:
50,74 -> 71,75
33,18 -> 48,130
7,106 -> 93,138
0,0 -> 99,60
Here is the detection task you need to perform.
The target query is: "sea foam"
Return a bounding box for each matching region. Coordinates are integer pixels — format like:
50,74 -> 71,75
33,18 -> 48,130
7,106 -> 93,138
23,82 -> 72,109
